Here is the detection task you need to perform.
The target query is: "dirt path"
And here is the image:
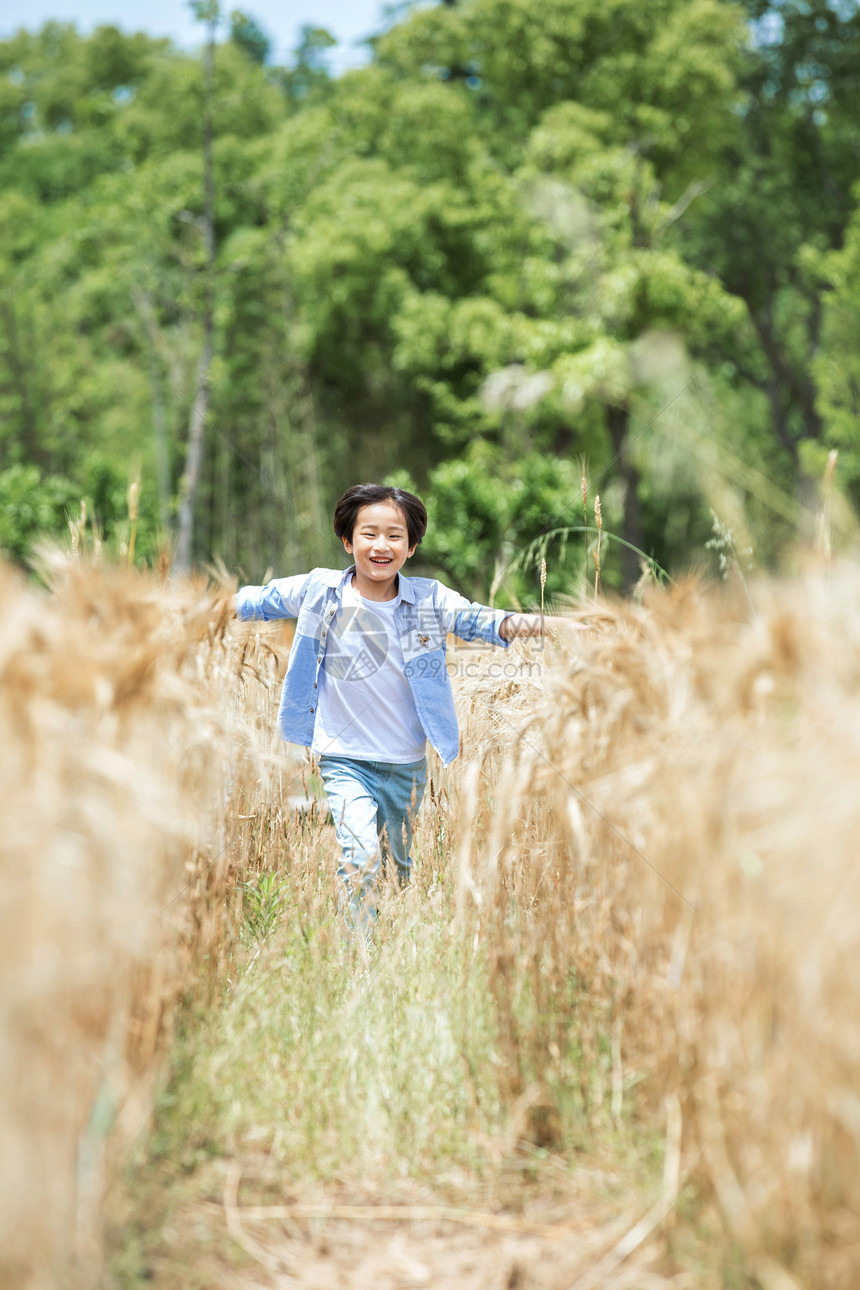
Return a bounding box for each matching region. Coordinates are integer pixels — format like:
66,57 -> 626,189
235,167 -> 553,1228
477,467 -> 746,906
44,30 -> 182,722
118,1159 -> 702,1290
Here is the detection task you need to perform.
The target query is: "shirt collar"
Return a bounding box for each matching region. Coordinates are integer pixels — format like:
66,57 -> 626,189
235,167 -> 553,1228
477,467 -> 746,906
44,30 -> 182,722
333,565 -> 415,604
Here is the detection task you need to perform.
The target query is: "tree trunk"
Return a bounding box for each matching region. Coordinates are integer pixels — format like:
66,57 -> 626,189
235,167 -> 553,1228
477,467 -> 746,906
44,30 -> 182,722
175,14 -> 217,574
741,295 -> 824,460
130,285 -> 171,532
606,404 -> 643,593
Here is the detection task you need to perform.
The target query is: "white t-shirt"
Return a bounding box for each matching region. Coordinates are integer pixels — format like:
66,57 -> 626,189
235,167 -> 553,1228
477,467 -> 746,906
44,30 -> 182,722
311,581 -> 426,763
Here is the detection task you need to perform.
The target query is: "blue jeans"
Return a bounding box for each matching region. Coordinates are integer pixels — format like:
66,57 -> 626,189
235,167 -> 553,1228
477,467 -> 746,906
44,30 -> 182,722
318,756 -> 427,932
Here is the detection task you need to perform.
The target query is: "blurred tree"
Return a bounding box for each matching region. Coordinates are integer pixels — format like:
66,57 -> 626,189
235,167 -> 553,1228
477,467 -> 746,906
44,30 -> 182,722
2,0 -> 847,585
512,122 -> 748,586
229,9 -> 271,64
394,446 -> 588,603
375,0 -> 746,184
0,464 -> 80,562
0,20 -> 289,568
0,24 -> 172,198
362,0 -> 751,587
276,25 -> 336,102
175,0 -> 219,574
812,190 -> 860,490
680,0 -> 860,482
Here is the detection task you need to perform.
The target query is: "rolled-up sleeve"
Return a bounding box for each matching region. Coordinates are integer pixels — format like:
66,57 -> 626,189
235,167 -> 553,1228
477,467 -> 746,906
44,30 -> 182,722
434,584 -> 511,648
236,574 -> 309,621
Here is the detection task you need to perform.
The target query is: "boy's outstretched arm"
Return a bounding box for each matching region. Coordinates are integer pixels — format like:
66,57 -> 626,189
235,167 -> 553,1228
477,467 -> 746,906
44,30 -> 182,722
498,613 -> 589,641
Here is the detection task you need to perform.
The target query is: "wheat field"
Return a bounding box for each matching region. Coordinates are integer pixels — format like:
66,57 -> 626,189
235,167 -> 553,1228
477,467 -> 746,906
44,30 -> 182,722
2,552 -> 859,1289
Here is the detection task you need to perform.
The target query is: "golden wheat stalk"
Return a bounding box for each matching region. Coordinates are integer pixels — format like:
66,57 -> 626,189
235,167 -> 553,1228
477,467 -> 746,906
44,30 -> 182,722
580,459 -> 589,594
127,476 -> 140,567
817,448 -> 838,566
593,494 -> 602,600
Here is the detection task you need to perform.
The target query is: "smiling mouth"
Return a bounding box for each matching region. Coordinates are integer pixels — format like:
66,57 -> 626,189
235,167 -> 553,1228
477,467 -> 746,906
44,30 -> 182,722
370,557 -> 392,564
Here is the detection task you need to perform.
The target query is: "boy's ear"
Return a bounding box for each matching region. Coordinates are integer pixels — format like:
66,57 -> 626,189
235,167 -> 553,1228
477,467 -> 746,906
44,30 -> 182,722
342,535 -> 353,554
407,545 -> 416,559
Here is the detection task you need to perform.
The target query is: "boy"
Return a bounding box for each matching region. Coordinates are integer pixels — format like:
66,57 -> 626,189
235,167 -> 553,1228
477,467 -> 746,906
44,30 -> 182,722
235,483 -> 575,932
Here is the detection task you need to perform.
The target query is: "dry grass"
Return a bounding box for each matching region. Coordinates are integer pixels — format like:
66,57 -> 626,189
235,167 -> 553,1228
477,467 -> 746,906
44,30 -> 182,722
452,563 -> 860,1287
3,553 -> 860,1288
0,555 -> 296,1289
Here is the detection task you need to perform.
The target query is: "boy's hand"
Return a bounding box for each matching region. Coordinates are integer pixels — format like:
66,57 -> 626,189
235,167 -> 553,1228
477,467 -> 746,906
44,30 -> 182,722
499,613 -> 590,641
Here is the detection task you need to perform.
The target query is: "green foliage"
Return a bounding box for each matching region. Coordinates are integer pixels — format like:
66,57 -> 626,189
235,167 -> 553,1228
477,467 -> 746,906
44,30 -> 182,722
139,910 -> 506,1192
678,0 -> 860,477
241,870 -> 288,942
393,446 -> 587,603
376,0 -> 747,182
0,456 -> 159,568
276,25 -> 336,102
229,9 -> 271,65
1,0 -> 853,585
813,192 -> 860,493
0,464 -> 79,562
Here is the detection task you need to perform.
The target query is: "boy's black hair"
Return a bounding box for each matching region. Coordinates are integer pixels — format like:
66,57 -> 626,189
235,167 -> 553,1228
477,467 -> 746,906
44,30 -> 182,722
333,484 -> 427,548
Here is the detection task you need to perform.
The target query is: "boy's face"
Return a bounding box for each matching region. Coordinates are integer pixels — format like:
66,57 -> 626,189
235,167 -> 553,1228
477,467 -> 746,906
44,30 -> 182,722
343,501 -> 415,589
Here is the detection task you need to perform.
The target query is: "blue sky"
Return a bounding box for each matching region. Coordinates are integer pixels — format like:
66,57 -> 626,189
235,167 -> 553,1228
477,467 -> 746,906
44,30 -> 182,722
0,0 -> 404,72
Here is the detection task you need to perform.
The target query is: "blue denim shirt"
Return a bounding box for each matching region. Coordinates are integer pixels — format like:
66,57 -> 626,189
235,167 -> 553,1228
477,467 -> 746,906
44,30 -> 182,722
236,566 -> 511,766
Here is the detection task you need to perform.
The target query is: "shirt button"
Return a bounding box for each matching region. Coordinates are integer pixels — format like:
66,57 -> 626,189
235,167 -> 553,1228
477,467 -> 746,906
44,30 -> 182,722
309,706 -> 315,714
